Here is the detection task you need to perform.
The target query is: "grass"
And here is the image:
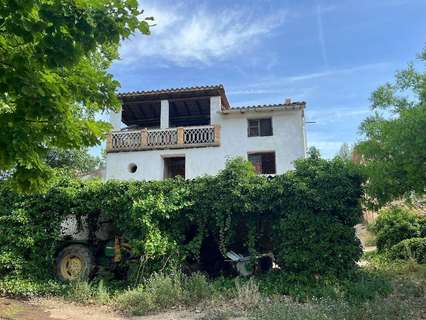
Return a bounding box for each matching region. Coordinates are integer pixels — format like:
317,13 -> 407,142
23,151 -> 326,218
1,255 -> 425,319
250,257 -> 426,320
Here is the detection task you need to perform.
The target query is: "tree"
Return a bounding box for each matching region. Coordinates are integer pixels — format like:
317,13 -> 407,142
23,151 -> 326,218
336,143 -> 352,161
46,148 -> 102,176
0,0 -> 152,192
356,48 -> 426,207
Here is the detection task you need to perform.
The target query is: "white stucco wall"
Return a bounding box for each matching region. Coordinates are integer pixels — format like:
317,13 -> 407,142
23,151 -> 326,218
106,98 -> 306,181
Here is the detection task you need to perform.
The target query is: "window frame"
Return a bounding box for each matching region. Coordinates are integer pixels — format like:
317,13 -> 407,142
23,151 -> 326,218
247,118 -> 273,137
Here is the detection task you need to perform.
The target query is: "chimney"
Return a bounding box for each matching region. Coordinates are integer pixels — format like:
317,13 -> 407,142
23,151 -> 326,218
284,98 -> 292,104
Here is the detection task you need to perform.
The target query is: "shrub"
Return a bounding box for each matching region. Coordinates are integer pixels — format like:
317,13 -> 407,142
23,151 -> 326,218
389,237 -> 426,264
373,207 -> 421,251
273,212 -> 362,277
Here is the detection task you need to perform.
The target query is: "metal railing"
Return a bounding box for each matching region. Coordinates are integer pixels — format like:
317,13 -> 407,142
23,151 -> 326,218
107,125 -> 220,152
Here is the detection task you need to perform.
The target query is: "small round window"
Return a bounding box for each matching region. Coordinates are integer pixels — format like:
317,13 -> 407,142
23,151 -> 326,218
128,163 -> 138,173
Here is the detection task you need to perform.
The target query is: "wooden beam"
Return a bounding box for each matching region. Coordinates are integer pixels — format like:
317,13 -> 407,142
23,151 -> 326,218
182,101 -> 191,116
195,99 -> 203,114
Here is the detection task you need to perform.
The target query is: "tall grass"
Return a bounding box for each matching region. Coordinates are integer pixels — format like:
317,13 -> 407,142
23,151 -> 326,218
114,271 -> 213,315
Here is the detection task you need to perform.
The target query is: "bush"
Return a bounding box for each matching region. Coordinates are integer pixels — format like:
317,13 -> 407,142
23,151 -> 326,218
389,237 -> 426,264
373,207 -> 422,251
274,212 -> 362,276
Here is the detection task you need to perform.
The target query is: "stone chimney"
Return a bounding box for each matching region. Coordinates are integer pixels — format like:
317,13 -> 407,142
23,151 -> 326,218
284,98 -> 292,104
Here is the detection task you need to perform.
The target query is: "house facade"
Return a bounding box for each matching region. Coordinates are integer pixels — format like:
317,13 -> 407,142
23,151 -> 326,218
105,85 -> 307,180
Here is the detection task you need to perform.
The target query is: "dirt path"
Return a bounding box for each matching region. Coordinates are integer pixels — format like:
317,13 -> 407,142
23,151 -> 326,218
355,223 -> 377,253
0,298 -> 227,320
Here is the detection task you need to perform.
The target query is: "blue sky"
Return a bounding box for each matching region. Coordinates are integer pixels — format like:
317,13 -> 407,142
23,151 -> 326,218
102,0 -> 426,158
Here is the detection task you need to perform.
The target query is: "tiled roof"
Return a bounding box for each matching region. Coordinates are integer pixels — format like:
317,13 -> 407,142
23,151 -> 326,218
117,85 -> 305,112
117,84 -> 225,97
222,102 -> 305,113
118,84 -> 230,109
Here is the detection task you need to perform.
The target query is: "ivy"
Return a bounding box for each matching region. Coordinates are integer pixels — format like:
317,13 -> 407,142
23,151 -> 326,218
0,156 -> 364,280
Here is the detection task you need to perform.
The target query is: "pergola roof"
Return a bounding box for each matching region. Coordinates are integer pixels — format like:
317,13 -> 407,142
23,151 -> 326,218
118,84 -> 231,110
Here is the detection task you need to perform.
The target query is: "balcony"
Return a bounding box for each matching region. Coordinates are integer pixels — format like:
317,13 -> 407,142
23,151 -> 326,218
106,125 -> 220,152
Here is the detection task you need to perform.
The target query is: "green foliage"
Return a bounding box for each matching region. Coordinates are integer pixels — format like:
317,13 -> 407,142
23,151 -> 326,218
45,148 -> 103,176
356,48 -> 426,207
0,277 -> 65,298
372,207 -> 422,251
389,237 -> 426,264
274,213 -> 362,276
0,156 -> 364,283
254,269 -> 391,303
0,0 -> 152,192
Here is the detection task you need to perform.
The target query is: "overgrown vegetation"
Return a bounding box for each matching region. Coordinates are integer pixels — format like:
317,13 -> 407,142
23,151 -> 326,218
1,154 -> 424,318
0,155 -> 364,284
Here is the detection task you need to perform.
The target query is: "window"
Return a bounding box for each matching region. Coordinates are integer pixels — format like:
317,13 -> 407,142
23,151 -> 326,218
248,152 -> 276,174
164,157 -> 185,179
248,118 -> 272,137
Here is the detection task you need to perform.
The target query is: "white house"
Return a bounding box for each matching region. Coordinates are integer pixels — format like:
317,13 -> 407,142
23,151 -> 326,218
105,85 -> 307,180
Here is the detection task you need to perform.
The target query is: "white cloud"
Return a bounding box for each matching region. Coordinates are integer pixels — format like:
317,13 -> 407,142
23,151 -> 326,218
284,62 -> 389,82
308,106 -> 370,124
119,2 -> 286,65
316,1 -> 328,67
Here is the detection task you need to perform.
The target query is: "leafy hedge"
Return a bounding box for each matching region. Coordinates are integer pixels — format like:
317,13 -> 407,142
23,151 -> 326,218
0,155 -> 364,281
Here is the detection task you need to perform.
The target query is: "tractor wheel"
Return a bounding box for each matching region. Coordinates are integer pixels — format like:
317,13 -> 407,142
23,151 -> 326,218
56,244 -> 95,281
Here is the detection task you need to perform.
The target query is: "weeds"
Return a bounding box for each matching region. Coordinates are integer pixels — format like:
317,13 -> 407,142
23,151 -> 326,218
1,258 -> 424,319
234,278 -> 262,310
114,271 -> 214,315
250,296 -> 417,320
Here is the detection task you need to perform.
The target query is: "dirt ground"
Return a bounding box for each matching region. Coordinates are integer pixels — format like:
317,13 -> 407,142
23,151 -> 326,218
355,223 -> 377,252
0,297 -> 216,320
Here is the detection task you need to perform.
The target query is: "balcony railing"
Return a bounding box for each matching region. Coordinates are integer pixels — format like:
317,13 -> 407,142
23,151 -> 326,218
107,125 -> 220,152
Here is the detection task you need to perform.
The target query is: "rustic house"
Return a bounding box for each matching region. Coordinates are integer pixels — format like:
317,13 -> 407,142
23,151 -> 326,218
105,85 -> 307,180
